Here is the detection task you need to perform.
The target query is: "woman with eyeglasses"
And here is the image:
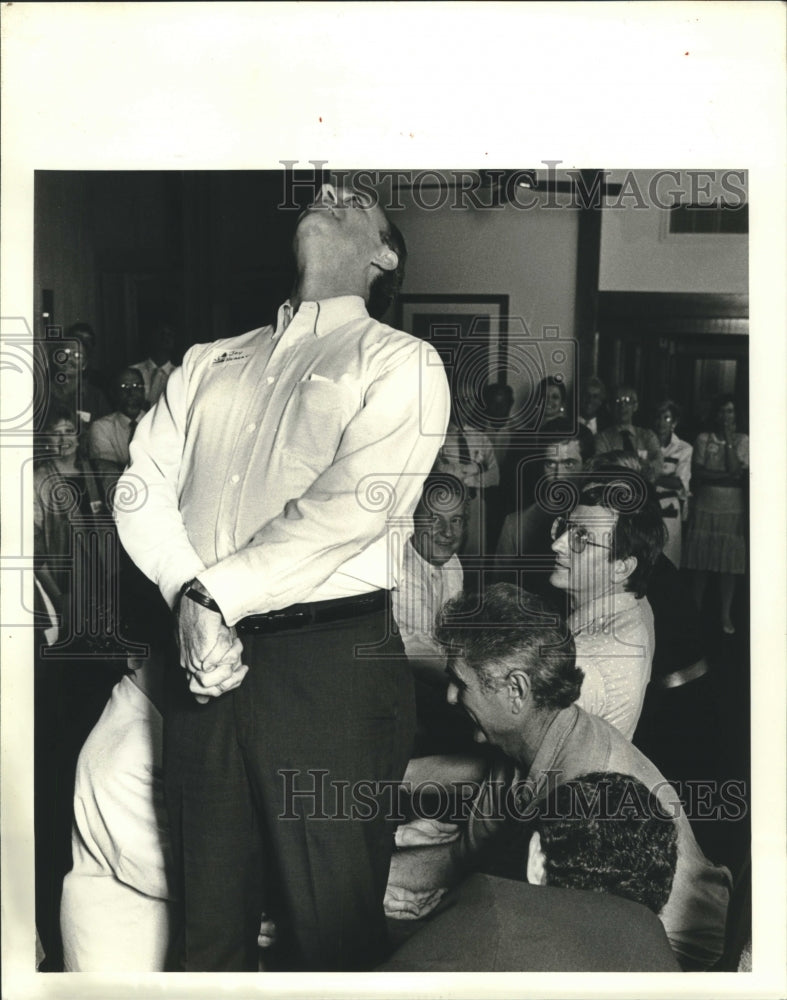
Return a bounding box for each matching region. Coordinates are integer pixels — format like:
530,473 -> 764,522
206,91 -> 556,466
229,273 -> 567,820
683,395 -> 748,635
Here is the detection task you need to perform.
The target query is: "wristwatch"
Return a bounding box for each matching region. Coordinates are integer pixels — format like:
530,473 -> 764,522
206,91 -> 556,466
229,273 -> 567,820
180,580 -> 221,614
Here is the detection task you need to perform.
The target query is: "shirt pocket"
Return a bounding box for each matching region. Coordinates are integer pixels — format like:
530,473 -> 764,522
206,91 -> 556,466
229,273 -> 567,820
279,375 -> 357,472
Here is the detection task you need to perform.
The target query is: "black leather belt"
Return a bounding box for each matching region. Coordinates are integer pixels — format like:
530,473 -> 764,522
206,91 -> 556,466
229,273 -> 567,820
235,589 -> 388,635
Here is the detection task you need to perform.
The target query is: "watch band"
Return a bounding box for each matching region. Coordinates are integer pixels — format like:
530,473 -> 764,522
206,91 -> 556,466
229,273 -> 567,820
183,587 -> 221,614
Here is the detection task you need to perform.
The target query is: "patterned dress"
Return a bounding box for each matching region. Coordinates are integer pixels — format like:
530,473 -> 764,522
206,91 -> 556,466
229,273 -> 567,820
683,432 -> 748,574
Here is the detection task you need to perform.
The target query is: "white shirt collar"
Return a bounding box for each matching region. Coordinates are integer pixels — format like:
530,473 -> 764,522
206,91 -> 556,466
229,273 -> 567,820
274,296 -> 368,339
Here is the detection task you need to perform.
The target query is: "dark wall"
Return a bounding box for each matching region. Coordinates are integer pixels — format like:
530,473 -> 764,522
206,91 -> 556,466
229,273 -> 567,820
34,170 -> 303,379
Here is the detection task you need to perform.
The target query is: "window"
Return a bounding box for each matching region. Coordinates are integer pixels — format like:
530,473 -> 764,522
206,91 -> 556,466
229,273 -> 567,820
668,203 -> 748,235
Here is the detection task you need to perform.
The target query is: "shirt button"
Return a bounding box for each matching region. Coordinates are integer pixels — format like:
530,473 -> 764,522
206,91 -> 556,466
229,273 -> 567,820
246,423 -> 256,432
231,474 -> 240,484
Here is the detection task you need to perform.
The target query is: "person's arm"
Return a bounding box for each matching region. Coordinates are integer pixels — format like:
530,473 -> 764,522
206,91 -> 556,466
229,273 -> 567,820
574,619 -> 651,740
494,514 -> 516,558
572,656 -> 606,719
82,706 -> 174,901
643,430 -> 664,481
199,342 -> 450,626
32,468 -> 63,606
691,433 -> 741,486
404,753 -> 489,791
114,352 -> 208,608
384,838 -> 466,918
674,441 -> 693,497
656,473 -> 685,493
385,758 -> 509,919
594,429 -> 614,456
723,431 -> 747,475
736,434 -> 749,470
86,420 -> 109,463
476,432 -> 500,489
114,350 -> 241,691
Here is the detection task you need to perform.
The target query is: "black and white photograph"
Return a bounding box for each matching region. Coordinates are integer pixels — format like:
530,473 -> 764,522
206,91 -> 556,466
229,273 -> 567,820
2,4 -> 785,999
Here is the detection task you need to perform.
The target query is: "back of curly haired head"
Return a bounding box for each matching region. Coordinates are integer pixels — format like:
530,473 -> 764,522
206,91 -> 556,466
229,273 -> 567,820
534,771 -> 678,914
434,583 -> 583,710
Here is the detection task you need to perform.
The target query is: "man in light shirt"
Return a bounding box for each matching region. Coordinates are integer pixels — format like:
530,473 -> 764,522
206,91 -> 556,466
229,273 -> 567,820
549,479 -> 666,740
651,398 -> 693,568
130,319 -> 177,406
578,375 -> 611,436
87,366 -> 146,472
393,472 -> 466,671
114,182 -> 450,971
595,385 -> 663,481
384,585 -> 731,971
392,472 -> 474,754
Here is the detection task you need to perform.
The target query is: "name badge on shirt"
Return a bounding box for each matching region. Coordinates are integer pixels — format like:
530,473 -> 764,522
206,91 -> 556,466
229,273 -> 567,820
212,349 -> 250,365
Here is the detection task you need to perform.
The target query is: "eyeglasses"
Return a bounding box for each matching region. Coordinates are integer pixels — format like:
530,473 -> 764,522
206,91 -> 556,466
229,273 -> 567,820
119,383 -> 145,391
615,395 -> 635,404
551,516 -> 613,554
544,459 -> 581,472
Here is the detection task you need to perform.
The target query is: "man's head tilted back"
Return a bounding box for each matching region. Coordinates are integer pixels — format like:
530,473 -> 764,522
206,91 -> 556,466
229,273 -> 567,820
292,183 -> 406,319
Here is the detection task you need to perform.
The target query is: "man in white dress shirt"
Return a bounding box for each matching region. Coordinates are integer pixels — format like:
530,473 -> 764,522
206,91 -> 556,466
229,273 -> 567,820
87,367 -> 146,471
130,319 -> 177,406
595,385 -> 663,481
549,479 -> 666,740
114,182 -> 450,971
652,399 -> 693,567
392,472 -> 473,754
578,375 -> 611,436
393,473 -> 466,670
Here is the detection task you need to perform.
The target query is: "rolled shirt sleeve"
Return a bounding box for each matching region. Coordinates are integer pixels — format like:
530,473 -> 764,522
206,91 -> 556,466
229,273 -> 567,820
115,359 -> 208,608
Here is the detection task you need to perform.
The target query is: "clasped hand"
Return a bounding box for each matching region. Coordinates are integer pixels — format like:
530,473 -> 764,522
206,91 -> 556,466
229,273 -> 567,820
177,588 -> 249,703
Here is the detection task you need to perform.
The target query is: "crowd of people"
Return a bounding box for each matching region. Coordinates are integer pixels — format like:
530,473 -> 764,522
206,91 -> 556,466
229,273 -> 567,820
33,184 -> 750,975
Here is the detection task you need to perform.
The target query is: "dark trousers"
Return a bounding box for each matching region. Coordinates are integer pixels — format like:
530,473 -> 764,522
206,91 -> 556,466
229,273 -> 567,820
164,606 -> 415,971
